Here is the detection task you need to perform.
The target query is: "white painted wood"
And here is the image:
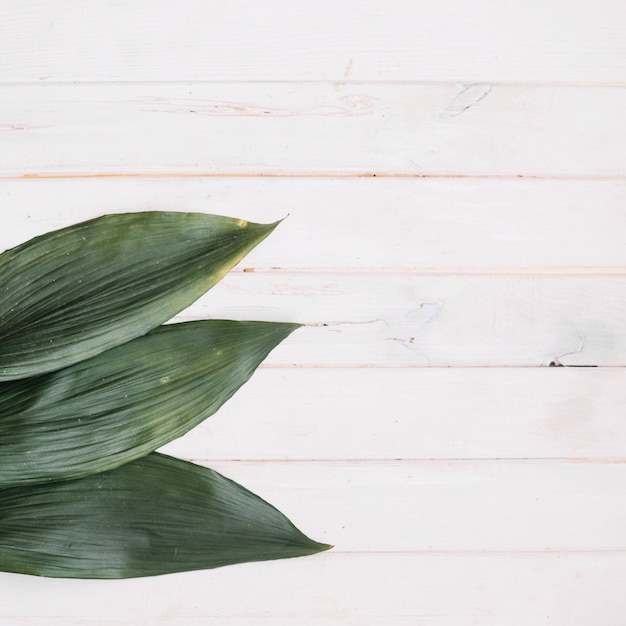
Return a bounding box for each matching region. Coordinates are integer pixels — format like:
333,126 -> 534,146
1,1 -> 625,83
1,553 -> 625,625
1,83 -> 625,176
184,459 -> 626,552
175,272 -> 626,366
2,1 -> 625,622
160,367 -> 626,460
7,191 -> 626,366
3,177 -> 626,271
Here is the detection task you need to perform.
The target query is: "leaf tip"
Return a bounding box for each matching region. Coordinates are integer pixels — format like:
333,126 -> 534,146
268,215 -> 288,231
297,536 -> 333,557
258,214 -> 289,236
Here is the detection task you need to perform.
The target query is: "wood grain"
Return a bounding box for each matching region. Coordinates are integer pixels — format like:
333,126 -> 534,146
159,367 -> 626,461
2,177 -> 626,271
1,0 -> 625,83
1,83 -> 624,177
1,553 -> 625,625
192,459 -> 626,552
174,272 -> 626,366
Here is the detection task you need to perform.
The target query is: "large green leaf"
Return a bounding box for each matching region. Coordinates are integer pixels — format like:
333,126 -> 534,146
0,453 -> 330,578
0,212 -> 279,381
0,320 -> 298,487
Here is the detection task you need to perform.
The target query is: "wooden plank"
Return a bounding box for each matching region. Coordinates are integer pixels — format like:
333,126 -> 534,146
1,205 -> 624,365
1,552 -> 625,625
2,177 -> 625,271
193,459 -> 626,552
1,1 -> 625,83
174,272 -> 626,366
160,367 -> 626,461
1,83 -> 625,177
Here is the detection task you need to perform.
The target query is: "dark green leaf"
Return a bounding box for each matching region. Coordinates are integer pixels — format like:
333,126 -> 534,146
0,453 -> 331,578
0,320 -> 298,487
0,212 -> 279,380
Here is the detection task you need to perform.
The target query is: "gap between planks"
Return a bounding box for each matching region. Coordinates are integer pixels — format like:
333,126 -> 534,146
3,172 -> 625,181
189,457 -> 626,464
2,80 -> 626,88
234,268 -> 626,276
252,363 -> 613,369
323,548 -> 626,555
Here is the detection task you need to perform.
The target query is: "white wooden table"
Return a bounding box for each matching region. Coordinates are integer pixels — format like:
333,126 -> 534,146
1,2 -> 626,623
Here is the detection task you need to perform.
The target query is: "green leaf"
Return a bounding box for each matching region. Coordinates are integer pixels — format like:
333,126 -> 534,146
0,212 -> 279,381
0,319 -> 298,487
0,453 -> 331,578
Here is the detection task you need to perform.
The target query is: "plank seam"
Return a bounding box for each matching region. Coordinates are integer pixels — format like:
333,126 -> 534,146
235,268 -> 626,276
252,364 -> 616,370
3,172 -> 626,181
190,457 -> 626,464
2,80 -> 626,88
324,548 -> 626,555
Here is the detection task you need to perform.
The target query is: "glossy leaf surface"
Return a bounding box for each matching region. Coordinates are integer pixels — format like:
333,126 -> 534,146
0,453 -> 330,578
0,320 -> 298,486
0,212 -> 279,380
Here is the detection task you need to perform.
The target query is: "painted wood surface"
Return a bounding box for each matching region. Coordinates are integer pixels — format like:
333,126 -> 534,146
2,178 -> 625,271
178,459 -> 626,552
177,272 -> 626,366
1,1 -> 625,624
1,83 -> 625,177
1,0 -> 625,83
160,368 -> 626,460
2,553 -> 626,625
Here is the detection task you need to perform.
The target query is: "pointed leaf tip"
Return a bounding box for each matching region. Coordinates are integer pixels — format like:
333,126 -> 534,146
0,454 -> 329,578
0,320 -> 299,487
0,212 -> 279,381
